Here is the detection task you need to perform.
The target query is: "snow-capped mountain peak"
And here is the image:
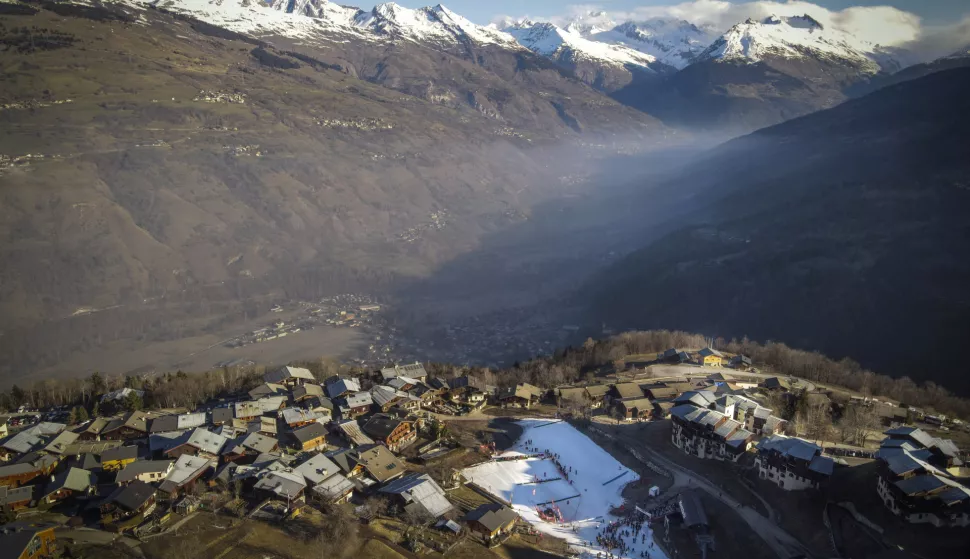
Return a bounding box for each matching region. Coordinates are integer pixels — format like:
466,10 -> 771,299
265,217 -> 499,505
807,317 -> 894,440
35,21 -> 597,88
356,2 -> 516,45
697,13 -> 896,73
589,18 -> 718,69
502,20 -> 660,72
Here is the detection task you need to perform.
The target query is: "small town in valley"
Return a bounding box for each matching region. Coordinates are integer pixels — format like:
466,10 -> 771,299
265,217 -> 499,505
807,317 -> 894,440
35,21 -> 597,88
0,339 -> 968,559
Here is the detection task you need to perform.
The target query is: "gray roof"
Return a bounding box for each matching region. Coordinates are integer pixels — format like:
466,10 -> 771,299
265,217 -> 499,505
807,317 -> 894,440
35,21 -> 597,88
42,467 -> 97,497
699,348 -> 723,358
463,503 -> 518,532
0,485 -> 33,506
2,430 -> 46,454
312,473 -> 355,501
150,430 -> 190,453
240,432 -> 278,454
185,428 -> 229,455
678,490 -> 708,528
160,455 -> 212,492
379,473 -> 453,518
264,366 -> 315,384
724,429 -> 755,447
101,445 -> 139,462
249,383 -> 287,399
292,384 -> 325,400
758,435 -> 822,462
254,470 -> 306,499
808,455 -> 835,476
115,460 -> 174,483
327,378 -> 361,398
177,413 -> 207,430
281,407 -> 320,425
42,430 -> 79,455
211,408 -> 233,425
714,419 -> 742,438
107,480 -> 155,511
343,391 -> 373,408
673,390 -> 717,408
258,396 -> 288,413
294,453 -> 341,485
334,420 -> 375,447
150,415 -> 180,434
291,422 -> 328,445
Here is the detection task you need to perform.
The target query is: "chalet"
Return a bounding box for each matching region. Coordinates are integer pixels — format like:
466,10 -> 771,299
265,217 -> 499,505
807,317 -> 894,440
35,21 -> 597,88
291,383 -> 325,403
673,390 -> 717,409
697,348 -> 724,367
264,365 -> 316,387
379,473 -> 453,520
100,480 -> 157,523
496,383 -> 542,409
339,392 -> 373,419
100,412 -> 151,441
249,382 -> 287,400
617,398 -> 655,421
363,414 -> 415,452
165,428 -> 228,460
332,420 -> 375,448
303,396 -> 334,419
258,396 -> 288,414
610,383 -> 644,403
311,473 -> 355,504
875,432 -> 970,527
387,376 -> 419,392
0,485 -> 34,511
327,378 -> 361,399
39,467 -> 98,504
730,355 -> 753,371
357,445 -> 406,484
41,431 -> 78,456
210,408 -> 233,426
557,387 -> 586,408
253,470 -> 306,503
2,426 -> 52,457
326,448 -> 366,478
670,404 -> 754,462
755,435 -> 835,490
652,401 -> 675,419
644,385 -> 679,401
0,523 -> 57,559
0,453 -> 59,488
760,377 -> 791,392
658,348 -> 691,364
464,503 -> 518,542
175,413 -> 205,431
291,423 -> 329,452
158,455 -> 211,497
148,415 -> 180,434
381,363 -> 428,382
371,386 -> 408,413
115,460 -> 175,485
713,394 -> 775,433
293,453 -> 341,486
280,407 -> 321,429
100,446 -> 139,472
584,385 -> 610,409
233,401 -> 263,421
75,417 -> 111,441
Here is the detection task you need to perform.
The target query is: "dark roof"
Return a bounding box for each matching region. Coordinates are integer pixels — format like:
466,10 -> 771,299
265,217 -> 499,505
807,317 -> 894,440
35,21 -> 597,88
149,415 -> 180,434
291,422 -> 328,444
678,490 -> 708,528
0,525 -> 54,559
69,453 -> 101,471
363,414 -> 405,441
463,502 -> 518,532
101,445 -> 139,462
211,408 -> 233,424
108,480 -> 156,511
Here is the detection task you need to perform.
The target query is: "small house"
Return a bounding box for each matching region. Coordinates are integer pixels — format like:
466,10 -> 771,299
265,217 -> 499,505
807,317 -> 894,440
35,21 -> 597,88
40,467 -> 98,504
0,485 -> 34,512
0,523 -> 57,559
291,423 -> 329,452
99,446 -> 139,472
362,414 -> 415,452
263,366 -> 316,387
100,480 -> 157,523
357,445 -> 406,484
379,473 -> 453,520
464,502 -> 518,541
697,348 -> 724,367
115,460 -> 175,485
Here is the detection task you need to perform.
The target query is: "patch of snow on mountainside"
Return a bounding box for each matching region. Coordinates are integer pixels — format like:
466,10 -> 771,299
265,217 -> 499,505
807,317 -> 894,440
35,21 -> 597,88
144,0 -> 360,39
504,21 -> 658,71
270,0 -> 362,26
698,14 -> 897,72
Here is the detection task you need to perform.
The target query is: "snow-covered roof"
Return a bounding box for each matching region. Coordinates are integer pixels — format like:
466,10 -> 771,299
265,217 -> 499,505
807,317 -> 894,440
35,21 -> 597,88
327,378 -> 361,398
186,428 -> 229,455
264,365 -> 315,384
294,453 -> 341,485
281,407 -> 320,425
312,473 -> 354,501
161,454 -> 212,492
758,435 -> 821,462
379,473 -> 453,518
254,469 -> 306,500
101,387 -> 144,402
343,391 -> 373,408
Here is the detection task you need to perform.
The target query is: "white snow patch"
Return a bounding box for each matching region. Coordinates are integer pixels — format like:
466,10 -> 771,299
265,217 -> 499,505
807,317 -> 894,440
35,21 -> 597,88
462,419 -> 668,559
504,21 -> 658,71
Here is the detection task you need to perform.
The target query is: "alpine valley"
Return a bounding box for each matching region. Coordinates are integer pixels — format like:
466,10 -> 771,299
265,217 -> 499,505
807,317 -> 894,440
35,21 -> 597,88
1,0 -> 969,390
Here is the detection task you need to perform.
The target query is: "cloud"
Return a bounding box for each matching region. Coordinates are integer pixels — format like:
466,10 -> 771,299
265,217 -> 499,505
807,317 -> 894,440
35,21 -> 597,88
494,1 -> 970,61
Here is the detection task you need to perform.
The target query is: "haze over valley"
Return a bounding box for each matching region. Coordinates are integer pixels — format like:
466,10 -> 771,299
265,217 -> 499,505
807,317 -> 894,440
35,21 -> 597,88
1,0 -> 969,396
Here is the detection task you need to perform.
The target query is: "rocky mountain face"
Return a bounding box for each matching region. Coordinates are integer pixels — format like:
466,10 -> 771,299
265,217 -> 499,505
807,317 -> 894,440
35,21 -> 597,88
0,1 -> 668,378
584,68 -> 970,393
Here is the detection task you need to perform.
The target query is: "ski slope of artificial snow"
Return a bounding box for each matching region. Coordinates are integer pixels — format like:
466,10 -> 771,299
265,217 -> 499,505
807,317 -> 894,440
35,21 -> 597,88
462,419 -> 668,559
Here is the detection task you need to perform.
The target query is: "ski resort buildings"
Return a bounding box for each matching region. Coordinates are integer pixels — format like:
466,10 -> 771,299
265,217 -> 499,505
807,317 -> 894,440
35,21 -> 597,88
755,435 -> 834,490
669,403 -> 755,461
875,427 -> 970,527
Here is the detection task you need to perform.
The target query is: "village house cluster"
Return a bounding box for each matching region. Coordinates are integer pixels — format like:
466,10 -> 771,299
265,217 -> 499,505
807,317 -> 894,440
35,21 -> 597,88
0,362 -> 537,556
